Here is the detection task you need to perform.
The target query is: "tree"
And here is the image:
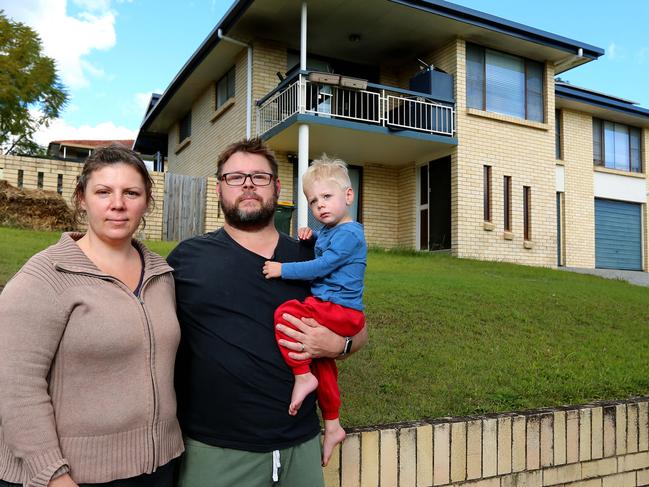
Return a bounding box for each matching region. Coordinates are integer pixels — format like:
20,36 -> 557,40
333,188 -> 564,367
0,10 -> 68,155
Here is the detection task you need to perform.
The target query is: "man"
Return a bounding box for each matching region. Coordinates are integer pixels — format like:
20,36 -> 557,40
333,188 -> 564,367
168,138 -> 368,486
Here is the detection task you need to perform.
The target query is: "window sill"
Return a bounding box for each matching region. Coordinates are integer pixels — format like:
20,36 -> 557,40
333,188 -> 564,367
503,231 -> 514,241
174,137 -> 191,155
593,166 -> 645,178
467,108 -> 549,131
555,160 -> 565,166
211,98 -> 235,123
483,221 -> 494,231
523,240 -> 533,249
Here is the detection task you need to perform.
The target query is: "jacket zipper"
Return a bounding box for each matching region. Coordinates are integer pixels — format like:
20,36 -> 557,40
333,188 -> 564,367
137,280 -> 158,472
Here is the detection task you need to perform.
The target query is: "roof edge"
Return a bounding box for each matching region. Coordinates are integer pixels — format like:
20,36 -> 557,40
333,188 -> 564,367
391,0 -> 604,59
556,83 -> 649,119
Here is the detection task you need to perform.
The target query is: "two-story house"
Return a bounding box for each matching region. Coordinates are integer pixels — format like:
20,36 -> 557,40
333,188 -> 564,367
134,0 -> 649,272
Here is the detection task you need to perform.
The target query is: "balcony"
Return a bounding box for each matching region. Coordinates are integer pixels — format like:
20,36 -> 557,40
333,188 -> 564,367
256,71 -> 456,159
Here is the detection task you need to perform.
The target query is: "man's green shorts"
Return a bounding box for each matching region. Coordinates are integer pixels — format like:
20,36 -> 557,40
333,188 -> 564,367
176,435 -> 325,487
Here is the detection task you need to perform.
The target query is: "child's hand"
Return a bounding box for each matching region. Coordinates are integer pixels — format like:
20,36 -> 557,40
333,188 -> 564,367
263,261 -> 282,279
298,227 -> 313,240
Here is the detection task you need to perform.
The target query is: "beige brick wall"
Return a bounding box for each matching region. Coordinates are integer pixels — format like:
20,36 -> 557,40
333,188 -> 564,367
165,39 -> 288,170
1,155 -> 81,202
202,175 -> 222,233
141,171 -> 164,240
276,151 -> 295,206
453,39 -> 557,267
324,397 -> 649,487
561,109 -> 596,268
167,49 -> 249,176
361,164 -> 400,248
0,155 -> 165,240
252,39 -> 288,134
398,163 -> 417,248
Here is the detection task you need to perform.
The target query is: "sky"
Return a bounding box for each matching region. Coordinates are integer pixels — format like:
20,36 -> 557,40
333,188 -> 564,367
2,0 -> 648,147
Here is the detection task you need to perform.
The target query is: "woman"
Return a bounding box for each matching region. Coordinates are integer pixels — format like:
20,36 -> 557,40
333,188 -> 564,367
0,145 -> 183,487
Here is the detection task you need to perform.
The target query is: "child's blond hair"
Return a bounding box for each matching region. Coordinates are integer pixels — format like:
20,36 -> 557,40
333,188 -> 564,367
303,155 -> 351,193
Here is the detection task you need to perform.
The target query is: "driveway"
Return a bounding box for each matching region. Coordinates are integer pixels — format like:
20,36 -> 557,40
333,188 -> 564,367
562,267 -> 649,287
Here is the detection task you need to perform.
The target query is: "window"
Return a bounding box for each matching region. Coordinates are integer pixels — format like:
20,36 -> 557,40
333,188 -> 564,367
523,186 -> 531,241
216,66 -> 236,109
37,172 -> 44,189
593,118 -> 642,172
467,44 -> 544,122
179,112 -> 191,142
17,170 -> 23,189
483,165 -> 492,222
555,109 -> 562,159
504,176 -> 512,231
57,174 -> 63,195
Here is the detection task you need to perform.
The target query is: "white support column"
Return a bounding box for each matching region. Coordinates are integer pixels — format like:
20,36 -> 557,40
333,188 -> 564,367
300,1 -> 307,70
296,1 -> 309,228
297,124 -> 309,228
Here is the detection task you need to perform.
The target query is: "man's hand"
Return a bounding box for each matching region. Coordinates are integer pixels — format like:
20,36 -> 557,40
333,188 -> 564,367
276,314 -> 368,360
297,227 -> 313,240
263,261 -> 282,279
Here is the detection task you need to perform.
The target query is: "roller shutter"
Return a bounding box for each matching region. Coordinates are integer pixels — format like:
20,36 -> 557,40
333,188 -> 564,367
595,198 -> 642,270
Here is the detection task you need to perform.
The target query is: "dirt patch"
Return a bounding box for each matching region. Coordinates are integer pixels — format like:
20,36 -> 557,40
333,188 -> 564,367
0,180 -> 77,231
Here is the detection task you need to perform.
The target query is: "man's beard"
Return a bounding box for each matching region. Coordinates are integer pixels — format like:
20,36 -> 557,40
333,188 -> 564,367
221,191 -> 278,231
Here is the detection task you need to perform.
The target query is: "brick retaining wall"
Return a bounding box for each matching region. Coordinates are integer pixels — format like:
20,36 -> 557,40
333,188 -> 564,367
324,398 -> 649,487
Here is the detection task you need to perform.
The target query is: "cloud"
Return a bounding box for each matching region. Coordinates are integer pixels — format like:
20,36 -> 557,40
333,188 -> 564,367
72,0 -> 112,12
33,117 -> 137,148
3,0 -> 117,89
607,42 -> 618,60
636,47 -> 649,64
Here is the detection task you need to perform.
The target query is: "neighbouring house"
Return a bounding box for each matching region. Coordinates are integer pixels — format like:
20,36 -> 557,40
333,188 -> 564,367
46,139 -> 166,172
47,139 -> 134,161
134,0 -> 649,272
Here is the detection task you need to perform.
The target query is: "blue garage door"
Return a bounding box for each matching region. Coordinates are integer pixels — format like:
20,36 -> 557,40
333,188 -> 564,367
595,198 -> 643,270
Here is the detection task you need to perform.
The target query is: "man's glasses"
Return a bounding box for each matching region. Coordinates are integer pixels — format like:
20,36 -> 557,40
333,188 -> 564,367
220,172 -> 274,187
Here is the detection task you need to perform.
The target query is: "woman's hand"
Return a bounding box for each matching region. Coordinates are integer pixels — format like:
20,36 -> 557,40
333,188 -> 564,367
276,313 -> 367,360
49,474 -> 79,487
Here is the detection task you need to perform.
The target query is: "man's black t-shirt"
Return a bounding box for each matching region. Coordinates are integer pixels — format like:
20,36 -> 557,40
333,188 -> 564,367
167,229 -> 319,452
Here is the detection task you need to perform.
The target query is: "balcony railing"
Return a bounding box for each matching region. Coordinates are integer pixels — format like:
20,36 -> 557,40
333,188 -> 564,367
256,72 -> 455,137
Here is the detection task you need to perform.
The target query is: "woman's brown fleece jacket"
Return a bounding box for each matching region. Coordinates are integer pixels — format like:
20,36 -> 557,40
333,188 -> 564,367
0,233 -> 184,486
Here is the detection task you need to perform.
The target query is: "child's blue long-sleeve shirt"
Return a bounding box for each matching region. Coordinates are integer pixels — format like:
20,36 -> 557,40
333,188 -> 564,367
281,222 -> 366,310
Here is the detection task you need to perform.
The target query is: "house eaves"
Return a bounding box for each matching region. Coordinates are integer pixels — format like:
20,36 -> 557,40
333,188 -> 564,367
394,0 -> 603,69
556,82 -> 649,127
136,0 -> 605,152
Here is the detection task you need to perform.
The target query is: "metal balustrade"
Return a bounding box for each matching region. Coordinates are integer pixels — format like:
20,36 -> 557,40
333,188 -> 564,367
257,81 -> 300,134
256,74 -> 455,137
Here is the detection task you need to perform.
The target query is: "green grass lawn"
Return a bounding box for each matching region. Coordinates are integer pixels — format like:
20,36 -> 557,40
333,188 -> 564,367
2,227 -> 648,428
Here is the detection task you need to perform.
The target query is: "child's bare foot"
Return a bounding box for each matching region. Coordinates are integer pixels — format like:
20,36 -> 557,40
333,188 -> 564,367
322,419 -> 346,467
289,372 -> 318,416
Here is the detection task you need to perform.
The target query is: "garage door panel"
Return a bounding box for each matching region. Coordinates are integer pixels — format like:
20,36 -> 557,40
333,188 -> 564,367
595,198 -> 642,271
